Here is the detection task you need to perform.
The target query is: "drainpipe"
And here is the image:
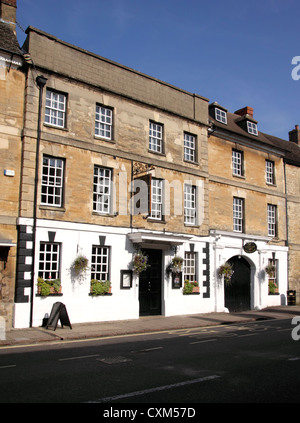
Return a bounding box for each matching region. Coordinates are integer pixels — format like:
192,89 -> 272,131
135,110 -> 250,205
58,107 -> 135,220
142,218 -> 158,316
283,160 -> 290,293
30,75 -> 47,327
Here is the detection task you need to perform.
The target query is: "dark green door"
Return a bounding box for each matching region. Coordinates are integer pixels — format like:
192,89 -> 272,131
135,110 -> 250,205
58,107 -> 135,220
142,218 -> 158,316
139,249 -> 162,316
225,256 -> 251,312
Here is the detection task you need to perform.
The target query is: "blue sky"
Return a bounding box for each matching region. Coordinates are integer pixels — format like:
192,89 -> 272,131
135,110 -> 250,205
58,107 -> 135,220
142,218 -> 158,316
16,0 -> 300,140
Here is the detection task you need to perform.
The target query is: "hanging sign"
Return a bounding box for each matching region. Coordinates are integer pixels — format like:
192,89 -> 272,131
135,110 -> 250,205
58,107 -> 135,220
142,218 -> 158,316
243,242 -> 257,254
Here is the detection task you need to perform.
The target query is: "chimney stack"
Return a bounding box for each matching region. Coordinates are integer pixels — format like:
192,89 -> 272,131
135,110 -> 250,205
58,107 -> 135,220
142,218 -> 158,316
235,106 -> 254,118
289,125 -> 300,146
0,0 -> 17,28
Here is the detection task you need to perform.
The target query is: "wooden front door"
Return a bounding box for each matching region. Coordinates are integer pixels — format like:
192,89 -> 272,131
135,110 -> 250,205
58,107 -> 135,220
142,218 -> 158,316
225,256 -> 251,312
139,249 -> 162,316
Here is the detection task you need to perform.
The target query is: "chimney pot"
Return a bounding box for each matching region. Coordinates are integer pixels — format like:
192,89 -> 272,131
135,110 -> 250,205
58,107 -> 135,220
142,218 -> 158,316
289,125 -> 300,146
235,106 -> 254,118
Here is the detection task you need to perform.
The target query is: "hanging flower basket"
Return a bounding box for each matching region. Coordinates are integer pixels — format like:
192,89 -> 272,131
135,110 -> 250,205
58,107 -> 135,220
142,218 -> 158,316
170,256 -> 184,273
218,262 -> 234,285
265,264 -> 276,278
72,255 -> 89,276
132,250 -> 149,274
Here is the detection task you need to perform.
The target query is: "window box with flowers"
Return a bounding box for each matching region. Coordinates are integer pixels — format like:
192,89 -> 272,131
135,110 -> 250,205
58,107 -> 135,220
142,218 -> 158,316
90,279 -> 112,296
183,280 -> 199,295
37,277 -> 62,297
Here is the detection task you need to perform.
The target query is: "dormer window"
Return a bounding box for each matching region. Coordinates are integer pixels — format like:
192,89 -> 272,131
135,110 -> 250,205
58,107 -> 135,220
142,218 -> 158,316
247,121 -> 258,136
209,102 -> 228,126
215,108 -> 227,124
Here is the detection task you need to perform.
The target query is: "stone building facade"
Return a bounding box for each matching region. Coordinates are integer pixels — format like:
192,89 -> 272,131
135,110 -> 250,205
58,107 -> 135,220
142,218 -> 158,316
14,26 -> 213,327
0,0 -> 24,328
1,0 -> 299,329
208,103 -> 300,310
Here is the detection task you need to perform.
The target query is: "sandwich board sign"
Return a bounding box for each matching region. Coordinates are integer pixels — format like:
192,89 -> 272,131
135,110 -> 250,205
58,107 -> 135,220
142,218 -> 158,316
46,302 -> 72,330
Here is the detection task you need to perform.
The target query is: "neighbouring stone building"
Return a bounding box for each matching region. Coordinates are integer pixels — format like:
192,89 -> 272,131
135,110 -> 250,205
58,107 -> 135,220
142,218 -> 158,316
207,103 -> 299,312
0,0 -> 299,329
14,24 -> 213,328
0,0 -> 24,328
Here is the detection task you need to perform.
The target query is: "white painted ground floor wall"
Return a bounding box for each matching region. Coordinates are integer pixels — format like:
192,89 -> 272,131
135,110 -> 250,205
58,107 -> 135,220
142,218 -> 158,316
13,219 -> 288,328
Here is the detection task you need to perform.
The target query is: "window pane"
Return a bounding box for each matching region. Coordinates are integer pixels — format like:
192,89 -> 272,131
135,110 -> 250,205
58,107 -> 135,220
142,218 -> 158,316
232,150 -> 243,176
45,90 -> 66,128
268,204 -> 277,236
149,122 -> 163,153
266,160 -> 275,184
233,197 -> 243,232
41,156 -> 64,207
150,179 -> 163,220
95,105 -> 113,139
184,252 -> 196,282
93,166 -> 112,213
184,133 -> 196,162
215,108 -> 227,124
91,246 -> 110,281
184,185 -> 196,225
38,242 -> 60,280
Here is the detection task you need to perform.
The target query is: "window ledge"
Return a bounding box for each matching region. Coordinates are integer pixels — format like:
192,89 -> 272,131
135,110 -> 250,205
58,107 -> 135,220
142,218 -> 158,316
184,159 -> 199,166
148,149 -> 166,157
94,136 -> 116,144
40,205 -> 66,212
43,123 -> 68,132
92,212 -> 117,218
147,218 -> 166,224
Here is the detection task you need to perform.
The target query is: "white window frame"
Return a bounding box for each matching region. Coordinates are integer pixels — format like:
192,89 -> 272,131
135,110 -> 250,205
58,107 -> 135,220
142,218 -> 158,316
95,105 -> 113,140
184,132 -> 196,162
267,204 -> 277,237
184,252 -> 197,282
41,156 -> 64,207
38,242 -> 60,280
149,121 -> 163,153
91,245 -> 110,281
93,166 -> 112,214
247,121 -> 258,136
266,160 -> 275,185
150,178 -> 163,220
215,108 -> 227,124
232,149 -> 243,176
184,184 -> 197,225
233,197 -> 244,232
45,90 -> 67,128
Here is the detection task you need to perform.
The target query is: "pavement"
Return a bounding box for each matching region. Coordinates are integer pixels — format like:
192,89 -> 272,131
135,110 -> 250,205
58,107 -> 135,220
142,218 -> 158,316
1,305 -> 300,347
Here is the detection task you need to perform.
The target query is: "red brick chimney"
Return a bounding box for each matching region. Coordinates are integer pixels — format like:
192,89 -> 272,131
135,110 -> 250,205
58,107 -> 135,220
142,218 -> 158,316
0,0 -> 17,25
234,106 -> 254,118
289,125 -> 300,146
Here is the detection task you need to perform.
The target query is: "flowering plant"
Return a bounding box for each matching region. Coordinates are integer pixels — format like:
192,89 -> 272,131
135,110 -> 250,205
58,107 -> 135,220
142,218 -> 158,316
72,255 -> 89,275
170,256 -> 184,273
132,250 -> 149,274
265,264 -> 275,277
218,262 -> 234,285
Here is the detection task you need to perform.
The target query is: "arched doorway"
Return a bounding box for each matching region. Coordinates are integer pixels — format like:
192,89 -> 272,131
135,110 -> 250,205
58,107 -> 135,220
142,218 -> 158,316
225,256 -> 251,312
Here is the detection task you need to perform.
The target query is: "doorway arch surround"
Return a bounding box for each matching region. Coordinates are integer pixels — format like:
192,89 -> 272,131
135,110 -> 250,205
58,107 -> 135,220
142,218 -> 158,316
224,255 -> 256,312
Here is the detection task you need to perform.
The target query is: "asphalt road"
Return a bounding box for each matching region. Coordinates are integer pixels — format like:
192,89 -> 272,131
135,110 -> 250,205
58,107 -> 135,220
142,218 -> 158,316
0,317 -> 299,405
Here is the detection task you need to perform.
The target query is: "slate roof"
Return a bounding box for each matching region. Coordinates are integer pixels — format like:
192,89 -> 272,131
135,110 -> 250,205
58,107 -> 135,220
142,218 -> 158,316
0,20 -> 22,55
209,103 -> 300,167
